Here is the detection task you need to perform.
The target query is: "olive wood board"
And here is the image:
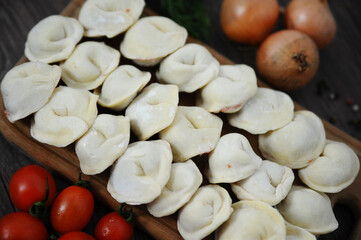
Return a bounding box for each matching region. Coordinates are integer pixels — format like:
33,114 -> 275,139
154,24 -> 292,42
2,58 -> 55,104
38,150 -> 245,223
1,0 -> 361,239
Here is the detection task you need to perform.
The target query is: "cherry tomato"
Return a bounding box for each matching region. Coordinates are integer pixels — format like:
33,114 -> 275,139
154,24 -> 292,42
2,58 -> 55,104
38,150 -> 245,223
9,164 -> 57,212
50,185 -> 94,234
94,211 -> 134,240
58,231 -> 95,240
0,212 -> 48,240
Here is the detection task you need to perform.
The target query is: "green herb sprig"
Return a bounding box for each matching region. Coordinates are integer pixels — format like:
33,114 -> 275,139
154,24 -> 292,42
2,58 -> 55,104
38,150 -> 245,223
160,0 -> 210,42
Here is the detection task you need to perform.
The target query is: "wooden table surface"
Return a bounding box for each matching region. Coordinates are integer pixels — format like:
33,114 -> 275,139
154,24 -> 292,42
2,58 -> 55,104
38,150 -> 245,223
1,0 -> 361,239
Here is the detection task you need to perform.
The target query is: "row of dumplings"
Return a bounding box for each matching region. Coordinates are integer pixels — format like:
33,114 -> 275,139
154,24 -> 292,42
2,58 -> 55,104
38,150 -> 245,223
2,61 -> 358,239
1,0 -> 360,239
104,137 -> 337,240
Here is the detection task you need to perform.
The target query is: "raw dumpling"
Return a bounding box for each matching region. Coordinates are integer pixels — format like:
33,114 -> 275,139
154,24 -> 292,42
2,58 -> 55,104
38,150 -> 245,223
1,62 -> 61,122
159,106 -> 223,162
277,185 -> 338,234
107,140 -> 172,205
78,0 -> 145,38
125,83 -> 179,140
25,15 -> 83,63
120,16 -> 187,66
147,160 -> 203,217
96,65 -> 151,111
60,41 -> 120,90
231,160 -> 294,205
259,110 -> 326,169
286,222 -> 316,240
197,64 -> 257,113
31,86 -> 98,147
206,133 -> 262,183
299,140 -> 360,193
228,87 -> 294,134
215,200 -> 286,240
75,114 -> 130,175
177,185 -> 233,240
156,43 -> 220,93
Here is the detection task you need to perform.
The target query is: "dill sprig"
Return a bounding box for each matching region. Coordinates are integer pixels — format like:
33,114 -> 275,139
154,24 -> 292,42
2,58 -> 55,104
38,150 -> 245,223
160,0 -> 210,42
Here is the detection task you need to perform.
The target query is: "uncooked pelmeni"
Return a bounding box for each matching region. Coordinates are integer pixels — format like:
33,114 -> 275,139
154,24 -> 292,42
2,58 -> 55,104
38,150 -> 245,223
277,186 -> 338,235
147,160 -> 202,217
206,133 -> 262,183
156,43 -> 220,93
60,41 -> 120,90
25,15 -> 83,63
159,106 -> 223,162
286,222 -> 316,240
78,0 -> 145,38
177,185 -> 233,240
197,64 -> 257,113
1,62 -> 61,123
31,86 -> 98,147
231,160 -> 294,205
96,65 -> 151,111
299,140 -> 360,193
107,140 -> 172,205
215,200 -> 286,240
76,114 -> 130,175
259,110 -> 326,169
120,16 -> 187,66
125,83 -> 179,140
228,87 -> 294,134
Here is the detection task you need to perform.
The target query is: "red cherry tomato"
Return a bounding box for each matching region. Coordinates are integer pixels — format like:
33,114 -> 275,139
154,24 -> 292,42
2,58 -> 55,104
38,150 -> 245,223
58,231 -> 95,240
9,165 -> 57,212
0,212 -> 48,240
94,211 -> 134,240
50,185 -> 94,234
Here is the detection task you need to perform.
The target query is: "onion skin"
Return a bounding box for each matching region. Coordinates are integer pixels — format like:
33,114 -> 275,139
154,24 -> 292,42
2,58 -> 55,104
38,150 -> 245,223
285,0 -> 337,49
220,0 -> 279,45
256,30 -> 319,91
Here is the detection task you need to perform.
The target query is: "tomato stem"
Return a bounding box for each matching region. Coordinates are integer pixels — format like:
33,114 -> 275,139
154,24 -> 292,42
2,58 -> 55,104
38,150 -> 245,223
49,232 -> 62,240
292,52 -> 310,72
75,173 -> 91,190
29,177 -> 50,219
118,203 -> 133,222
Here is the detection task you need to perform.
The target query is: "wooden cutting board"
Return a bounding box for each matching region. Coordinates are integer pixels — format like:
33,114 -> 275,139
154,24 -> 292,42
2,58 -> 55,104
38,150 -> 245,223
1,0 -> 361,239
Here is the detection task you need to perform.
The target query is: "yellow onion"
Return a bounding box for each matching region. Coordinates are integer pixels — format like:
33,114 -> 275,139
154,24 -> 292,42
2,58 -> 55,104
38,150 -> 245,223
285,0 -> 337,49
256,30 -> 319,91
220,0 -> 279,45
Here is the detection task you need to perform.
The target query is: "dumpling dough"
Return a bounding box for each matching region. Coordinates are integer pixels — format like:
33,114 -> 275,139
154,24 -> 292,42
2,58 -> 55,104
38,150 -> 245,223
215,200 -> 286,240
228,87 -> 294,134
25,15 -> 83,63
299,140 -> 360,193
107,140 -> 172,205
96,65 -> 151,111
277,185 -> 338,234
286,222 -> 316,240
31,86 -> 98,147
125,83 -> 179,140
159,106 -> 223,162
78,0 -> 145,38
1,62 -> 61,122
231,160 -> 294,205
147,160 -> 202,217
259,110 -> 326,169
197,64 -> 257,113
60,41 -> 120,90
76,114 -> 130,175
156,43 -> 220,93
120,16 -> 187,66
206,133 -> 262,183
177,185 -> 233,240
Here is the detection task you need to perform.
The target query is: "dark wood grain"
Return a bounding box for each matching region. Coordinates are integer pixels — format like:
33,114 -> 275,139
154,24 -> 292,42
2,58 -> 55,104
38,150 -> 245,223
1,0 -> 361,240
